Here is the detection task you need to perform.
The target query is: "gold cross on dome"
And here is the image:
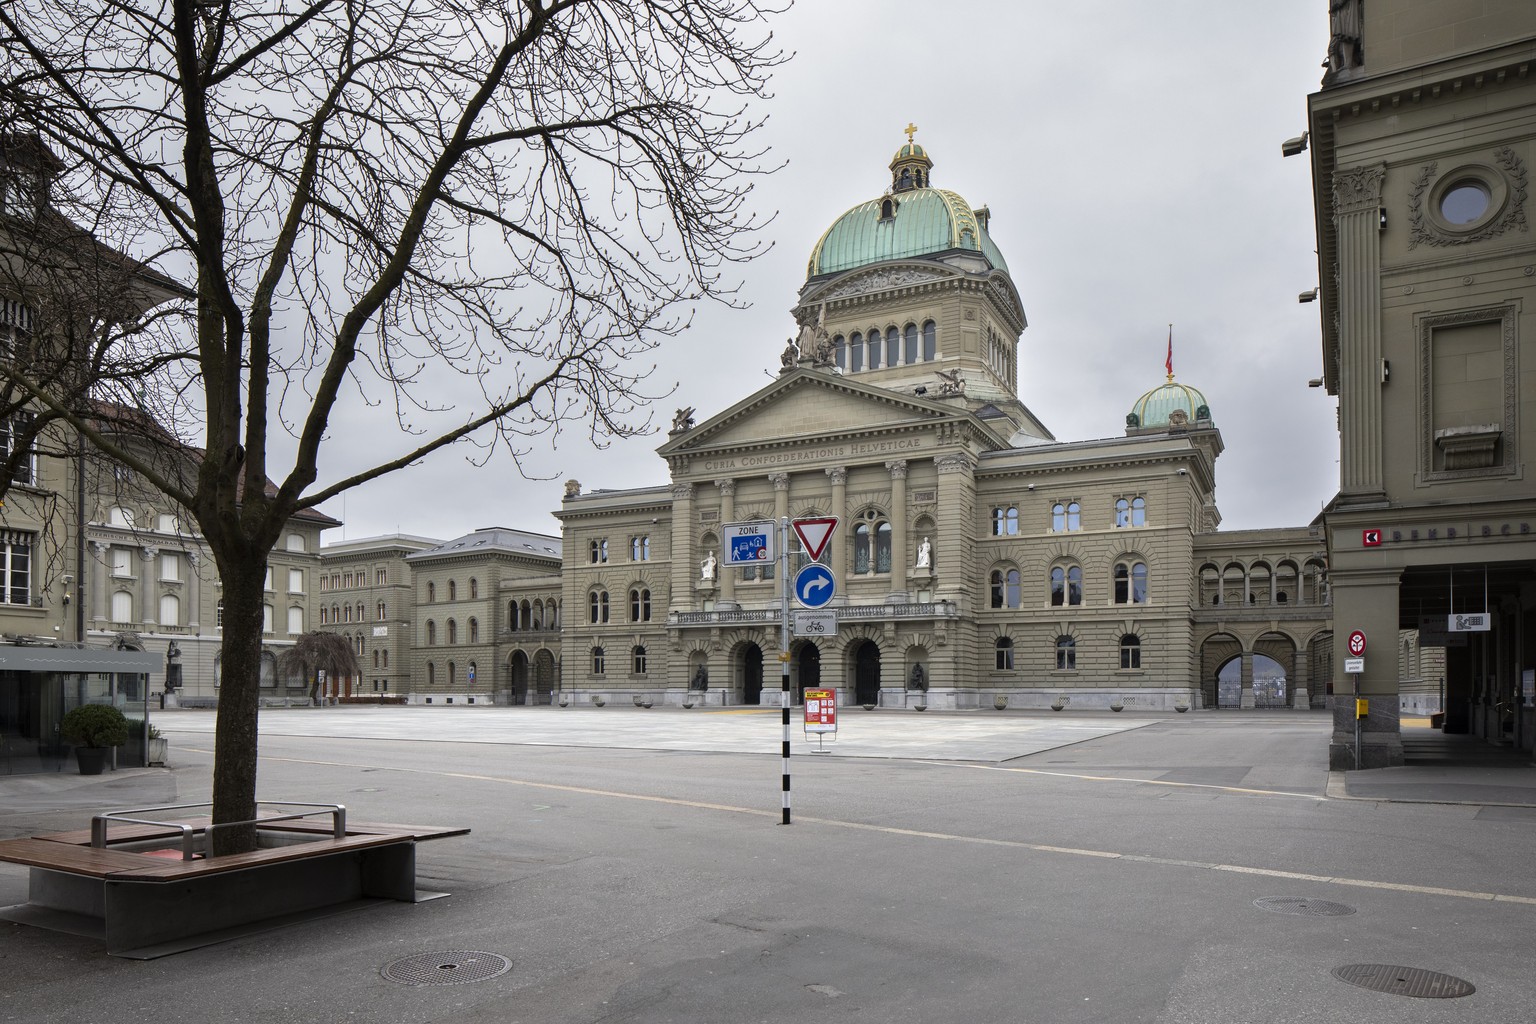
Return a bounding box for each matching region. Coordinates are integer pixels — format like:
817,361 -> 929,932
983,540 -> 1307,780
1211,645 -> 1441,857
904,122 -> 918,144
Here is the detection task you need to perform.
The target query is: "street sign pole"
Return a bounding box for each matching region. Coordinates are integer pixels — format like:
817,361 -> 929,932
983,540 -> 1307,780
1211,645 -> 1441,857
778,515 -> 792,824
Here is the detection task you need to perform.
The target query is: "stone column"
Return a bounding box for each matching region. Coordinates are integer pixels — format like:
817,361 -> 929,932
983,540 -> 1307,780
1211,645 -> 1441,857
934,452 -> 976,603
1293,645 -> 1310,709
770,473 -> 791,575
716,479 -> 737,607
825,466 -> 847,598
670,482 -> 694,612
139,547 -> 159,626
886,459 -> 908,602
90,540 -> 108,626
1239,651 -> 1255,709
1329,566 -> 1404,769
186,551 -> 202,629
1333,164 -> 1387,501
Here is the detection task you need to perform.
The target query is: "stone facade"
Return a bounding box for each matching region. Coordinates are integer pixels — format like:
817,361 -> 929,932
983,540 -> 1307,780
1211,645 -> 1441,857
1307,1 -> 1536,765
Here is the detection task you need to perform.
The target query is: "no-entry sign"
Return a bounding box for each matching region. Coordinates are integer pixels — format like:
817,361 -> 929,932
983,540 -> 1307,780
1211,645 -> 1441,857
1347,630 -> 1367,657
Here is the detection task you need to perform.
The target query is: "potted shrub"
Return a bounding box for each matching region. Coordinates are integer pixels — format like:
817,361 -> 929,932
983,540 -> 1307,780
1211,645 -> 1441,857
60,704 -> 129,775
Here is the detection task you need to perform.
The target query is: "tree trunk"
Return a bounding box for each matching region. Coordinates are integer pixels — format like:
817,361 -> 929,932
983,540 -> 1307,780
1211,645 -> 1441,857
210,560 -> 265,854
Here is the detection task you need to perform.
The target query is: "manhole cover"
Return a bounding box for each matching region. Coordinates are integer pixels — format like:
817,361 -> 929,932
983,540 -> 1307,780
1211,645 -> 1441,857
382,951 -> 512,987
1332,964 -> 1475,999
1253,896 -> 1356,917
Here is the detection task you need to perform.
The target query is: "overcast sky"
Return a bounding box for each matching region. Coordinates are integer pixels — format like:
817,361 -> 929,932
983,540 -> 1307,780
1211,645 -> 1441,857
319,2 -> 1336,546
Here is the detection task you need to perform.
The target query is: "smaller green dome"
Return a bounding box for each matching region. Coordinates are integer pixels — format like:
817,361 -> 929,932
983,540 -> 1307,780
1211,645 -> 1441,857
1129,380 -> 1212,430
891,142 -> 928,165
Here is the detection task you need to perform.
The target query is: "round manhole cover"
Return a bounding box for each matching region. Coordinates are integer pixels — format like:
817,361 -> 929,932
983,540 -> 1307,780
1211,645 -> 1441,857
1253,896 -> 1356,917
1332,964 -> 1475,999
382,951 -> 512,987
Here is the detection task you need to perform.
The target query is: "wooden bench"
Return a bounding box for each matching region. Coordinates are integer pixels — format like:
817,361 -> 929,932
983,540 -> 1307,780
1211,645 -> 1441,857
0,816 -> 468,958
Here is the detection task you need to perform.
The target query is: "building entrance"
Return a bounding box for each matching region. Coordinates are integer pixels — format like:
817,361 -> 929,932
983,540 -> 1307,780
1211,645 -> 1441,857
795,643 -> 821,705
740,643 -> 764,705
853,641 -> 880,705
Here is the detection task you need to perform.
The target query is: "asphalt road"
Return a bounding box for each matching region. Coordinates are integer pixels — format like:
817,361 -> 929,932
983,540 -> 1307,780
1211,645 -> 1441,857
2,707 -> 1533,1023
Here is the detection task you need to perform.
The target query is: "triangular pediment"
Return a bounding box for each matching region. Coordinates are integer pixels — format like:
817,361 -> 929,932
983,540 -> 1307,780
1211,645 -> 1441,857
658,368 -> 995,461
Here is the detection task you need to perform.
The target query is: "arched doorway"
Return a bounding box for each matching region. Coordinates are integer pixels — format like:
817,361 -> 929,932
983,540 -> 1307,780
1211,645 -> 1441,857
795,643 -> 821,705
507,650 -> 530,705
1215,653 -> 1288,708
533,649 -> 556,705
853,640 -> 881,705
739,643 -> 764,705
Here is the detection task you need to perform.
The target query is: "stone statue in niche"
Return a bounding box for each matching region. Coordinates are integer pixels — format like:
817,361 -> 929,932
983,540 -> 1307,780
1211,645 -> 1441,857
700,550 -> 717,581
689,665 -> 710,691
915,536 -> 932,569
907,664 -> 927,692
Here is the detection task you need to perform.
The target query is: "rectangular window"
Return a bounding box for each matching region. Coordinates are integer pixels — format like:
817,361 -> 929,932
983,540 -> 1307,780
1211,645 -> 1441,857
0,414 -> 35,485
287,606 -> 303,635
263,566 -> 273,591
111,547 -> 133,578
288,568 -> 304,593
160,552 -> 179,582
157,514 -> 180,534
0,534 -> 32,605
377,569 -> 387,585
262,605 -> 274,635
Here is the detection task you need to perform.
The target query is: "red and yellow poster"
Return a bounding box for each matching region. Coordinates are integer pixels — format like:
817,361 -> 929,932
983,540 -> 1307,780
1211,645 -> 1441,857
804,689 -> 836,735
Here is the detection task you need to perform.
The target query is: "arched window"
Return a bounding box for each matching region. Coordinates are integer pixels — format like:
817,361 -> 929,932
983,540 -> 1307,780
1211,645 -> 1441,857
849,332 -> 864,372
1114,561 -> 1148,604
373,650 -> 380,668
447,619 -> 458,645
995,636 -> 1014,671
1055,635 -> 1077,670
833,335 -> 846,369
868,328 -> 882,369
1112,496 -> 1146,527
447,662 -> 456,687
922,320 -> 936,360
1050,565 -> 1083,606
427,663 -> 435,686
903,323 -> 918,364
990,568 -> 1021,609
632,645 -> 647,674
377,600 -> 387,621
589,589 -> 609,624
468,618 -> 479,643
331,603 -> 340,623
1120,634 -> 1142,669
880,199 -> 893,219
885,326 -> 900,367
469,578 -> 478,599
630,587 -> 651,622
852,514 -> 892,574
993,506 -> 1019,536
591,646 -> 606,674
448,580 -> 457,601
426,581 -> 435,603
426,620 -> 436,645
343,603 -> 352,623
160,594 -> 180,627
319,605 -> 329,625
382,650 -> 388,668
356,602 -> 364,622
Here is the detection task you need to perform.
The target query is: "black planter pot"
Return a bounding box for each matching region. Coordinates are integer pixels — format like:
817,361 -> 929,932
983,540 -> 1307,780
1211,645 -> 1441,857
74,747 -> 109,775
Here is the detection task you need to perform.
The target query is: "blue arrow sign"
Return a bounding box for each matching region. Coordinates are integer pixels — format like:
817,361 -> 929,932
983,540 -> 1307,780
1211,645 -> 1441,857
794,563 -> 836,609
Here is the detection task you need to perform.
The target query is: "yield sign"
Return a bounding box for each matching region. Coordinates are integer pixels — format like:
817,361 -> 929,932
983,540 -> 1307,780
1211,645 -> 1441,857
792,516 -> 838,562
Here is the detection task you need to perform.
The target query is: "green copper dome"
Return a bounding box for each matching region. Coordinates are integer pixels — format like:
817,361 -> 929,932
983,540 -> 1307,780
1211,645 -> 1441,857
807,188 -> 1009,278
1129,380 -> 1213,430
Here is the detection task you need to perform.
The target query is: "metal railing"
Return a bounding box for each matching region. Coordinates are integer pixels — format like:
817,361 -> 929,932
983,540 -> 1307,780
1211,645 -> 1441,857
90,800 -> 347,861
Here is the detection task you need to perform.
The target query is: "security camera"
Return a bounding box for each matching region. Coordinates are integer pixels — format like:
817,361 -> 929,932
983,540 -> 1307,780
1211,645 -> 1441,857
1177,469 -> 1189,476
63,574 -> 74,584
1281,133 -> 1309,158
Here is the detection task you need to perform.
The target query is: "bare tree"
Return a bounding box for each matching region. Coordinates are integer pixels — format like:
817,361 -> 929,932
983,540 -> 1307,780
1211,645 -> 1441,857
1,0 -> 786,851
278,631 -> 363,704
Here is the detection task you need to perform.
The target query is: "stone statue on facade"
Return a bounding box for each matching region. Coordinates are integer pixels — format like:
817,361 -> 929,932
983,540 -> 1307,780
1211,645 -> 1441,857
1327,0 -> 1363,77
794,302 -> 834,367
563,479 -> 581,498
935,368 -> 965,396
671,407 -> 696,433
689,665 -> 710,691
780,338 -> 800,369
915,536 -> 932,569
907,663 -> 927,692
700,550 -> 717,581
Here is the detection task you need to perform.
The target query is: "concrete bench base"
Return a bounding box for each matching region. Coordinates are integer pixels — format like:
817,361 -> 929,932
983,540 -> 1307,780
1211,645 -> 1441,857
0,822 -> 465,959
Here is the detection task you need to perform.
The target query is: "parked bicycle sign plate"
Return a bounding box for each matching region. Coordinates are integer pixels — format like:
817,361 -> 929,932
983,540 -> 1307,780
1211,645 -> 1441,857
722,521 -> 774,565
794,610 -> 836,637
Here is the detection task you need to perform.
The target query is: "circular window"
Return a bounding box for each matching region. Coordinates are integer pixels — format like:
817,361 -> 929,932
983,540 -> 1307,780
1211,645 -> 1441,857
1439,181 -> 1491,225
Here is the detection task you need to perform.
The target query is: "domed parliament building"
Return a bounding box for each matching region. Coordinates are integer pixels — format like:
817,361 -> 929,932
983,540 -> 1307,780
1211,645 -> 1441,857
539,136 -> 1337,712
